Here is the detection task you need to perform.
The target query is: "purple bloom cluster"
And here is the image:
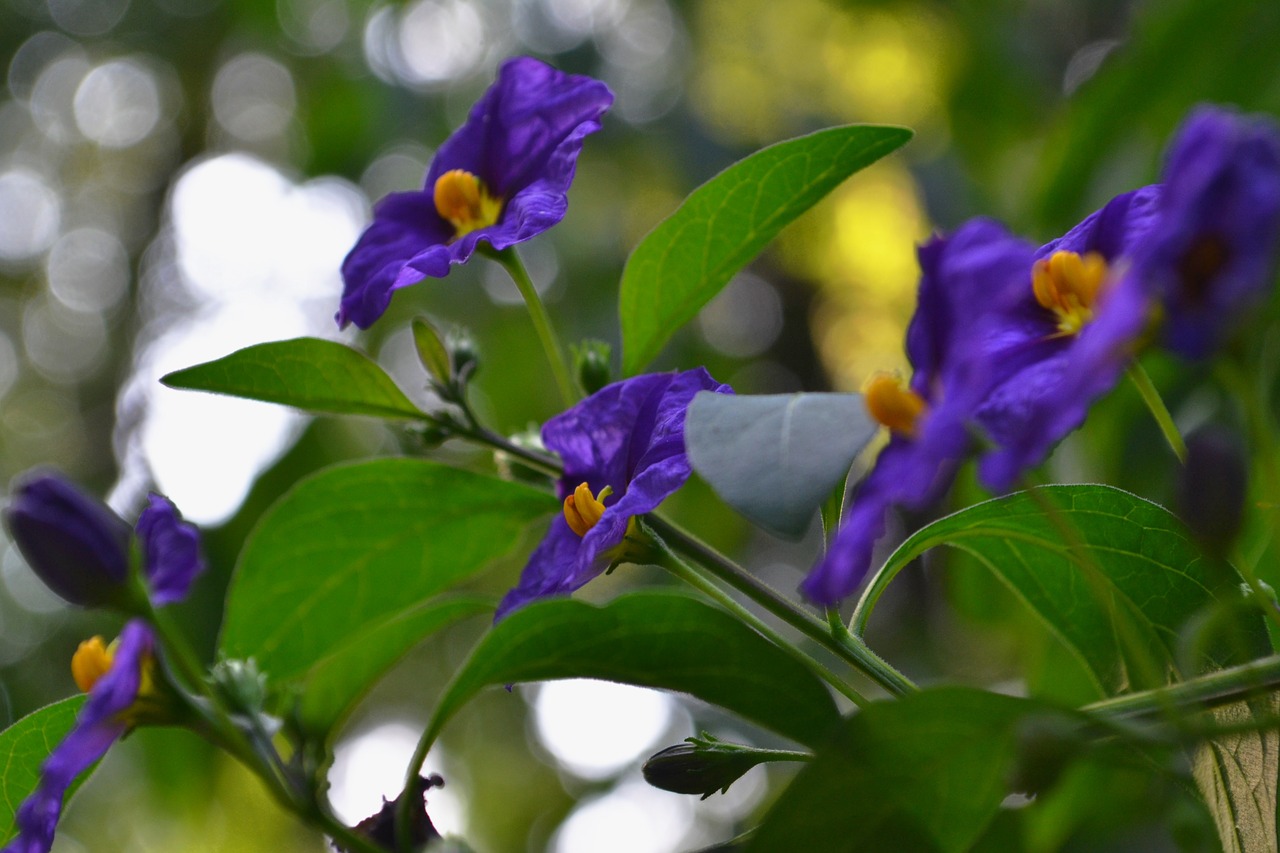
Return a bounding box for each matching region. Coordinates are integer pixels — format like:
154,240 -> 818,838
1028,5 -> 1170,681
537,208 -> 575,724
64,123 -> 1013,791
337,57 -> 613,329
497,369 -> 732,618
808,105 -> 1280,605
2,474 -> 205,853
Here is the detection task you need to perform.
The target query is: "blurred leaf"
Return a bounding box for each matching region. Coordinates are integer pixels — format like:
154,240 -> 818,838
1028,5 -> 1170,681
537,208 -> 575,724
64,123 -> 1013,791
297,596 -> 492,735
422,592 -> 842,750
747,687 -> 1045,852
619,125 -> 913,375
0,697 -> 86,844
162,337 -> 425,419
686,391 -> 877,540
1192,698 -> 1279,853
854,485 -> 1268,696
220,459 -> 556,688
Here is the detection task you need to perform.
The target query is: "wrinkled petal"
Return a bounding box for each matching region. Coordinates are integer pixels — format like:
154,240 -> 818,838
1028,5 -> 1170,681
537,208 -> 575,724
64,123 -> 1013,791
136,493 -> 206,607
337,57 -> 613,329
2,471 -> 131,608
498,369 -> 730,617
5,620 -> 152,853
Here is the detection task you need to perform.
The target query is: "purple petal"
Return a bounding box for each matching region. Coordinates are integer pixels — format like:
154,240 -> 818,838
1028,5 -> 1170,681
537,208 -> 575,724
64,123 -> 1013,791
135,494 -> 206,606
494,519 -> 588,619
2,470 -> 131,608
5,621 -> 152,853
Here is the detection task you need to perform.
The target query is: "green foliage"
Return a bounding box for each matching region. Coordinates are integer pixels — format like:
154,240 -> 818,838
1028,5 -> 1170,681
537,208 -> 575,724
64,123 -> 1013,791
0,697 -> 86,844
162,338 -> 425,420
618,125 -> 913,375
219,459 -> 556,720
747,688 -> 1047,853
854,485 -> 1269,696
422,591 -> 843,751
685,391 -> 877,539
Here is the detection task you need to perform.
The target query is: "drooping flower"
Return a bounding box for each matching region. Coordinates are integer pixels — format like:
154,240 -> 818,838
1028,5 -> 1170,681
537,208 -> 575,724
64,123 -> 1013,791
3,621 -> 163,853
1127,105 -> 1280,359
977,105 -> 1280,488
802,220 -> 1038,604
337,57 -> 614,329
496,368 -> 732,618
2,476 -> 206,853
4,472 -> 207,610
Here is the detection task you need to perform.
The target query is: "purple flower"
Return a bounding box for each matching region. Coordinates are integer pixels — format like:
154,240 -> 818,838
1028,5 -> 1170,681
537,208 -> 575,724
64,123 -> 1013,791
497,368 -> 732,618
3,471 -> 206,609
337,57 -> 614,329
4,620 -> 154,853
1130,105 -> 1280,359
803,221 -> 1037,604
978,106 -> 1280,488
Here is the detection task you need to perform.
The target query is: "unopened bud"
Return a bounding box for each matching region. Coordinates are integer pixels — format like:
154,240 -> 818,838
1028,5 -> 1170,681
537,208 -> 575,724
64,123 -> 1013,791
643,734 -> 798,799
447,330 -> 480,381
574,340 -> 613,396
211,657 -> 269,716
3,470 -> 132,608
1177,425 -> 1247,563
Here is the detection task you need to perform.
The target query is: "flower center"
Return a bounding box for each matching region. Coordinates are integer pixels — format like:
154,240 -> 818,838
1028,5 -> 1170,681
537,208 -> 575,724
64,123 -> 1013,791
1032,250 -> 1109,336
71,636 -> 114,693
563,483 -> 613,537
433,169 -> 503,237
71,635 -> 156,702
863,372 -> 928,437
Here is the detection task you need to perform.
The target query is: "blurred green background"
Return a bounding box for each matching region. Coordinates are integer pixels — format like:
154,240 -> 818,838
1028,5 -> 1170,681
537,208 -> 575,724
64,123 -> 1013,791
1,0 -> 1279,850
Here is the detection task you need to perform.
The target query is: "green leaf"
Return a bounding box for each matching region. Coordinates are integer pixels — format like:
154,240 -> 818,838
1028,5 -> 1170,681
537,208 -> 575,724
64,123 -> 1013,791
297,596 -> 492,735
422,592 -> 841,750
685,391 -> 877,539
220,459 -> 557,687
1192,698 -> 1280,853
747,687 -> 1042,853
0,697 -> 86,844
619,124 -> 913,375
161,337 -> 424,419
853,485 -> 1268,696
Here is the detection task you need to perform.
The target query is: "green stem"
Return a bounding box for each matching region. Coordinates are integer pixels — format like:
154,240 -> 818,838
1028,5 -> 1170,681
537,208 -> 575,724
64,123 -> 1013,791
645,515 -> 916,697
1126,361 -> 1187,464
649,530 -> 870,709
1084,653 -> 1280,721
492,247 -> 578,407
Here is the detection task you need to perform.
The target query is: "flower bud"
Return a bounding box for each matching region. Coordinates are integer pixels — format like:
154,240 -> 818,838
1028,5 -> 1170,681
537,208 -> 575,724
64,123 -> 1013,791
1177,425 -> 1247,564
3,471 -> 132,607
447,329 -> 480,382
574,339 -> 613,396
642,736 -> 769,799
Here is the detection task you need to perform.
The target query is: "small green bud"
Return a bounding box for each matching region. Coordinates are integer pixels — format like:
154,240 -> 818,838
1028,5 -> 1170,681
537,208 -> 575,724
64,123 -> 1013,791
447,329 -> 480,381
573,339 -> 613,395
210,657 -> 269,716
412,317 -> 453,386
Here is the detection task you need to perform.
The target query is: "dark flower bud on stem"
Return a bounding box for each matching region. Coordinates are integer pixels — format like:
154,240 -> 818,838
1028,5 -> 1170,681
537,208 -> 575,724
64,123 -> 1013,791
642,733 -> 808,799
342,774 -> 445,853
1177,425 -> 1247,563
3,471 -> 133,608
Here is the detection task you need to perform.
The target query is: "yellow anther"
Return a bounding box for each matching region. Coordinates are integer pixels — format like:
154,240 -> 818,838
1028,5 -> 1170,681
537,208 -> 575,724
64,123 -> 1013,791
564,483 -> 613,538
1032,250 -> 1109,336
863,372 -> 928,437
71,636 -> 114,693
433,169 -> 503,237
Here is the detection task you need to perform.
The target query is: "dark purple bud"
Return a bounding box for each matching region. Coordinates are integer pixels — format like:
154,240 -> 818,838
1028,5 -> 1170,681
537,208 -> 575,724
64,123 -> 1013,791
341,774 -> 444,852
135,493 -> 206,606
1177,425 -> 1248,562
3,471 -> 131,607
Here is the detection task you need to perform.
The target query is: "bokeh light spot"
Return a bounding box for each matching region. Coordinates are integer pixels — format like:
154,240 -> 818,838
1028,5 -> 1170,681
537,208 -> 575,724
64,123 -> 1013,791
532,680 -> 675,779
73,58 -> 161,148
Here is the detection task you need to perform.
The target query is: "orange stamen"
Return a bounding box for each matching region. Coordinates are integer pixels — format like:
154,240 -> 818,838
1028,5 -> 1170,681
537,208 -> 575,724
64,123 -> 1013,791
433,169 -> 503,237
863,372 -> 928,437
563,483 -> 612,537
1032,250 -> 1109,336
